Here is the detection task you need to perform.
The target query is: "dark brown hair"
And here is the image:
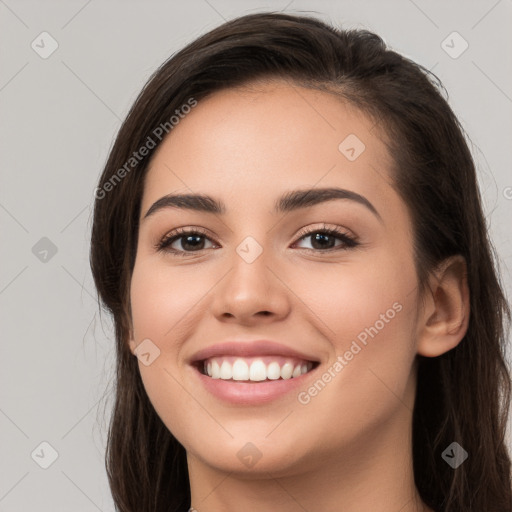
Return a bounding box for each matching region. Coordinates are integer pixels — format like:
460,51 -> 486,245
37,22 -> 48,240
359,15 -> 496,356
90,11 -> 512,512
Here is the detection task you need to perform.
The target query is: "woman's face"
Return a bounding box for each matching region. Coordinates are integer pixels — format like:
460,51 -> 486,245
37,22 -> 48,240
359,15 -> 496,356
129,80 -> 422,476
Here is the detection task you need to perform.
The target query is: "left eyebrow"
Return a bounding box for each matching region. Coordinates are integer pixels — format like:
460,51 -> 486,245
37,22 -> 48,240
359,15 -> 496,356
276,187 -> 382,222
142,187 -> 383,223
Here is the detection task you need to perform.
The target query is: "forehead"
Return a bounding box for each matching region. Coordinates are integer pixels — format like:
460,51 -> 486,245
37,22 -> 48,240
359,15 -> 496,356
141,81 -> 395,215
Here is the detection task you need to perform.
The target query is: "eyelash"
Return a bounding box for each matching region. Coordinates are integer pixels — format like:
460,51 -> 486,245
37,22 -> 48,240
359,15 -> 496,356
155,224 -> 359,257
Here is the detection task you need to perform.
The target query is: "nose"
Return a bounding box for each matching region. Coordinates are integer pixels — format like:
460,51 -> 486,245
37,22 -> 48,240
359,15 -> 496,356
210,246 -> 291,325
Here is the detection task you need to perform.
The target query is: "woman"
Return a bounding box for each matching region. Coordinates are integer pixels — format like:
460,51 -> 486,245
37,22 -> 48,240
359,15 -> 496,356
90,12 -> 512,512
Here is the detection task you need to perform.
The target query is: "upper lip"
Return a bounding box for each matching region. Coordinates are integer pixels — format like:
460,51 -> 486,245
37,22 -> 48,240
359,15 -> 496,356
189,339 -> 320,364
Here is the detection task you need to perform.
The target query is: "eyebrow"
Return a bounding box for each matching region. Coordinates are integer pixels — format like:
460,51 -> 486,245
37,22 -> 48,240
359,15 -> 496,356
143,187 -> 383,222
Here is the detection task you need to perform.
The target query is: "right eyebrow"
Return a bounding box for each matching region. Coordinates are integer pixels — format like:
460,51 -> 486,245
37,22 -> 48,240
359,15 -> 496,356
144,193 -> 225,218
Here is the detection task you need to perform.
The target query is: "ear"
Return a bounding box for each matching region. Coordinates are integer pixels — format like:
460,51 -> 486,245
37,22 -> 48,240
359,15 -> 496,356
416,255 -> 470,357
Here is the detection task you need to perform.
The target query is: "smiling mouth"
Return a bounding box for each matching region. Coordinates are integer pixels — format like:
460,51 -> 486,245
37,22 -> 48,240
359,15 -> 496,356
194,356 -> 320,383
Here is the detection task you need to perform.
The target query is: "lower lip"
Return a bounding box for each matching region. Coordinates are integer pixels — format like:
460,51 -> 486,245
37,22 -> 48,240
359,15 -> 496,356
192,365 -> 318,405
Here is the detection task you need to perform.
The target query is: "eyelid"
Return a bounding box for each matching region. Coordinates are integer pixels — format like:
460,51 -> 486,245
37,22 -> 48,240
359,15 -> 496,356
294,223 -> 356,241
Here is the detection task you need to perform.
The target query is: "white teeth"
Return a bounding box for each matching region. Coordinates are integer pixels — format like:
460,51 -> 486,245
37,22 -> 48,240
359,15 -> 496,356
203,357 -> 314,381
219,360 -> 232,379
267,361 -> 281,380
292,364 -> 302,378
280,362 -> 294,380
232,359 -> 249,381
211,360 -> 220,379
249,360 -> 267,381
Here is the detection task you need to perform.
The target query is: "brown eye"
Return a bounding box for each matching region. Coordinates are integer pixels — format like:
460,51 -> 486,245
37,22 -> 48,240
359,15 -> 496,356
156,227 -> 217,256
294,226 -> 359,252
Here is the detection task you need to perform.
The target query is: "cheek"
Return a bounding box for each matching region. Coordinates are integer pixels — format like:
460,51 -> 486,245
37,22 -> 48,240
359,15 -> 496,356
299,256 -> 417,416
290,250 -> 417,351
129,260 -> 204,438
290,251 -> 418,412
129,259 -> 204,344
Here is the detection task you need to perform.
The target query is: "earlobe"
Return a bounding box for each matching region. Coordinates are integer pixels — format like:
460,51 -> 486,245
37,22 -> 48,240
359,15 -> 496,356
416,255 -> 470,358
128,324 -> 137,355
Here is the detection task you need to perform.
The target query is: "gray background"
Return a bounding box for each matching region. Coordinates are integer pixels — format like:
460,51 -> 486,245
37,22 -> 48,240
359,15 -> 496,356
1,0 -> 511,510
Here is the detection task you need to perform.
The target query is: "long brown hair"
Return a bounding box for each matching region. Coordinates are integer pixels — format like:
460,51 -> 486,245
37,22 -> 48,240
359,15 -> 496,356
90,12 -> 512,512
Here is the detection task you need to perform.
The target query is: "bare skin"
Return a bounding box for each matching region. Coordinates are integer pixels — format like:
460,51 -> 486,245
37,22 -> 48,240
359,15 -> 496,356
128,80 -> 469,512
